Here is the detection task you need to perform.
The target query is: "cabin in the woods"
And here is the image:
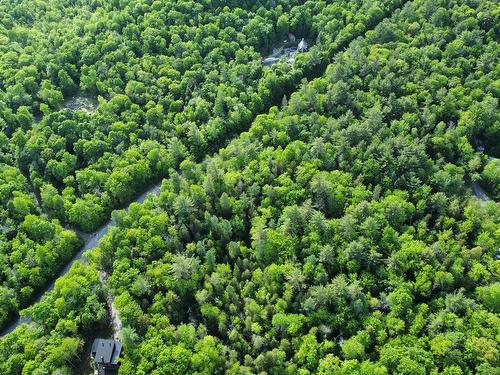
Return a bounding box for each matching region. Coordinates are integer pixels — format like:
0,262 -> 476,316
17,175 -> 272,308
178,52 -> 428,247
91,338 -> 122,375
298,38 -> 308,52
262,56 -> 280,66
262,37 -> 309,67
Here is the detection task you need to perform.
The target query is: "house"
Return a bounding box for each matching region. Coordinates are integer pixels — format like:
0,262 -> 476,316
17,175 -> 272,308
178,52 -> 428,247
91,339 -> 122,375
262,56 -> 280,66
298,38 -> 308,52
262,37 -> 308,68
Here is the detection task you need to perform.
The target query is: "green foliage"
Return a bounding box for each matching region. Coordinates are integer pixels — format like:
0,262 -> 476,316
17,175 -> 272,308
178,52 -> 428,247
481,159 -> 500,200
0,263 -> 106,375
0,0 -> 499,374
477,283 -> 500,313
0,165 -> 82,328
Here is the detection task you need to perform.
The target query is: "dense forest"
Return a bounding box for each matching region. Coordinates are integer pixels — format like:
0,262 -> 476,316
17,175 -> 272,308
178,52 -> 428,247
0,0 -> 405,335
0,0 -> 499,374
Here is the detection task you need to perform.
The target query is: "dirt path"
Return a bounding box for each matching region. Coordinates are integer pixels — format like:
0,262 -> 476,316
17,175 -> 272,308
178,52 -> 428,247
471,181 -> 491,201
99,272 -> 122,340
0,182 -> 162,338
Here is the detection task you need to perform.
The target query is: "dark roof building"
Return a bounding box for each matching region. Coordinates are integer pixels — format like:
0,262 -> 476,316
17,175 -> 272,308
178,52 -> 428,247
91,339 -> 122,375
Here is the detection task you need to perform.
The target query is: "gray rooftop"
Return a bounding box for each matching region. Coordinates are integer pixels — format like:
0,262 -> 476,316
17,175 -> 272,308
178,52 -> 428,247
91,338 -> 122,365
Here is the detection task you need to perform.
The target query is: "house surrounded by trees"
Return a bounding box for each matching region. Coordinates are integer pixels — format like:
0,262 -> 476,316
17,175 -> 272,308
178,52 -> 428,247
298,38 -> 308,52
91,339 -> 122,375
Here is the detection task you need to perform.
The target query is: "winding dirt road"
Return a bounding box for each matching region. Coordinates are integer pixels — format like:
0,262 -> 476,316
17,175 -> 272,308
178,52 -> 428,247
0,183 -> 162,337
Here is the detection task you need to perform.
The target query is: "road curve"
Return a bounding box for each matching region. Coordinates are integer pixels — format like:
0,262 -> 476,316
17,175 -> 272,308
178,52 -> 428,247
0,182 -> 162,338
471,181 -> 490,201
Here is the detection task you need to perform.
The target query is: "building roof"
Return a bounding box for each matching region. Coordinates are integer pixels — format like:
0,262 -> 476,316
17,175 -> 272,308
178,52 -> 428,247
91,339 -> 122,366
298,38 -> 308,51
262,57 -> 280,66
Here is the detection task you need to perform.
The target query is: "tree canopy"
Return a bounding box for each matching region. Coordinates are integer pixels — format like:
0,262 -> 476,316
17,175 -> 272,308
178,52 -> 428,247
0,0 -> 498,374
